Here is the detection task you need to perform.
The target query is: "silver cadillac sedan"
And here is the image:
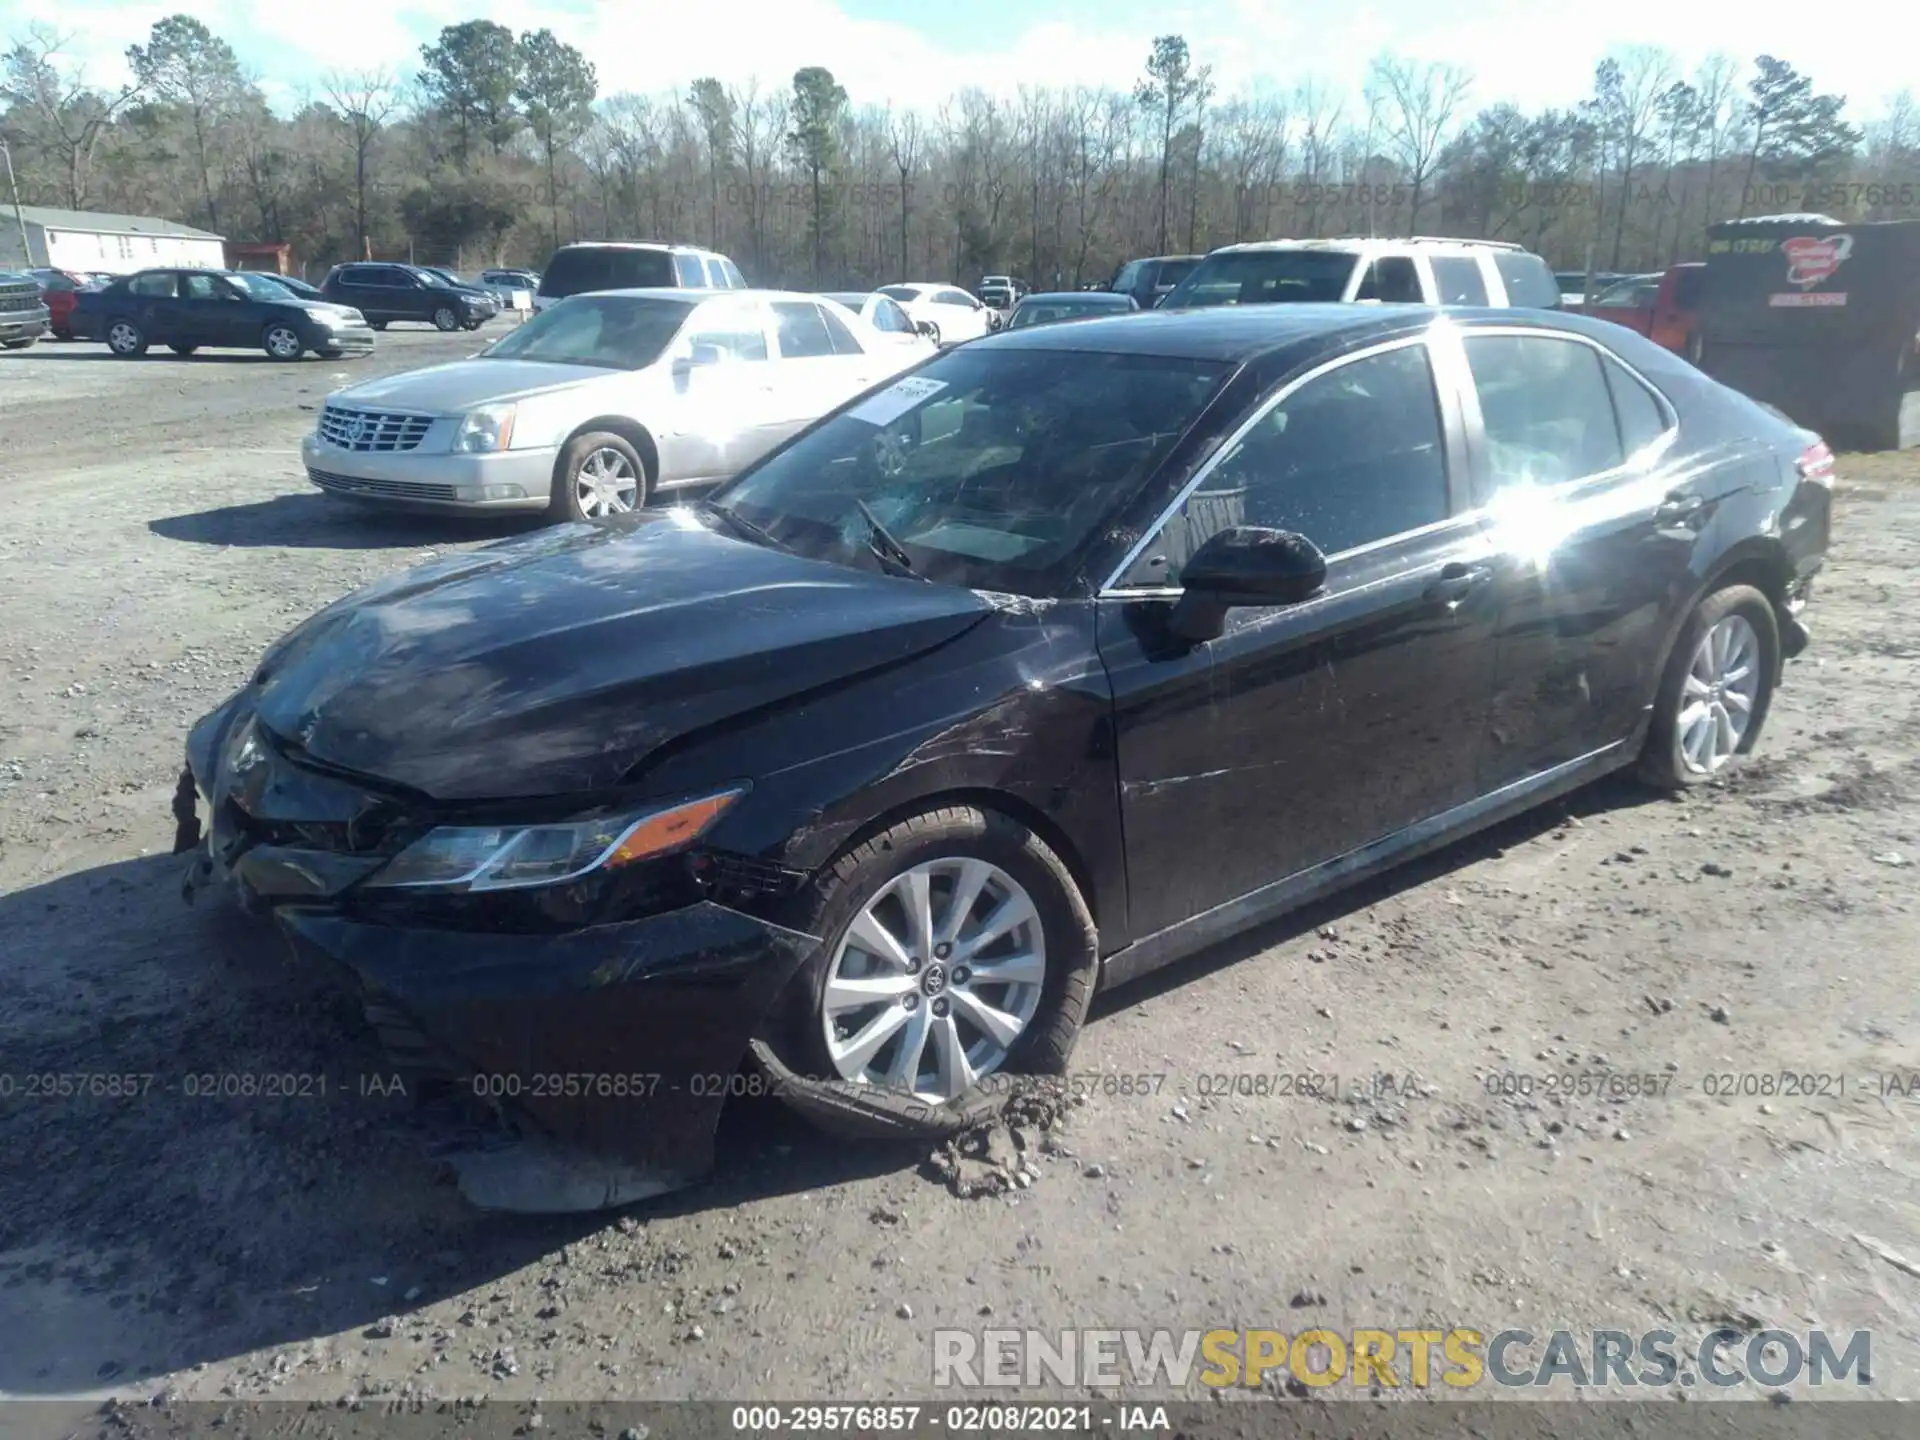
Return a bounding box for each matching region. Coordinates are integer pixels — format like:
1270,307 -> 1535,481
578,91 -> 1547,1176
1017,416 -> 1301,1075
302,288 -> 924,522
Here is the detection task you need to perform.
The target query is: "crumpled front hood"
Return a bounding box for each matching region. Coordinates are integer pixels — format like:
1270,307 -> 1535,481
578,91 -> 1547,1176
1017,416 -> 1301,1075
249,513 -> 993,801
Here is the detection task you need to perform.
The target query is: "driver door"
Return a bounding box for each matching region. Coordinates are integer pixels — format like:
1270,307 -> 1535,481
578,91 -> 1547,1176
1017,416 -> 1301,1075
1096,336 -> 1500,939
652,297 -> 780,488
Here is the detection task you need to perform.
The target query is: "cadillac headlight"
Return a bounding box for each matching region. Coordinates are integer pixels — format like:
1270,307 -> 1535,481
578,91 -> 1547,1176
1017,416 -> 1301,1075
455,403 -> 517,453
363,788 -> 744,892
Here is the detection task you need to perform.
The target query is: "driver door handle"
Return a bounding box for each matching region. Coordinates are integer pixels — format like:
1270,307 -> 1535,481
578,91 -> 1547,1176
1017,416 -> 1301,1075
1424,561 -> 1494,606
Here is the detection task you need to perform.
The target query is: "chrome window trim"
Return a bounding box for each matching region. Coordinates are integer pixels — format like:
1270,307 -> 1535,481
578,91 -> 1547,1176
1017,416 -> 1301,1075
1451,324 -> 1681,507
1099,331 -> 1461,594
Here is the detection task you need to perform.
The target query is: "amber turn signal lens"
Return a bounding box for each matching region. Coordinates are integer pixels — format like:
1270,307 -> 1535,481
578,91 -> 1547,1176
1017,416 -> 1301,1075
604,791 -> 740,868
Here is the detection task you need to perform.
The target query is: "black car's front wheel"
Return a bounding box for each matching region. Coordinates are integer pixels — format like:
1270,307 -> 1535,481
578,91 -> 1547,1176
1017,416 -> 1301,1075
767,806 -> 1096,1122
262,323 -> 305,360
1637,583 -> 1779,788
106,319 -> 147,357
432,306 -> 461,332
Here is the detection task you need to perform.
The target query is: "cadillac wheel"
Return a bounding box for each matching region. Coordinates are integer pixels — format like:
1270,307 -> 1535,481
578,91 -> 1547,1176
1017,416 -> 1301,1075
774,806 -> 1097,1116
552,431 -> 647,522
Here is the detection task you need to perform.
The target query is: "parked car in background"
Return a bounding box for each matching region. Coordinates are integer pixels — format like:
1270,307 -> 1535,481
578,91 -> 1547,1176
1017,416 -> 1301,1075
320,263 -> 497,332
477,268 -> 541,307
1585,263 -> 1707,360
304,289 -> 914,523
253,273 -> 325,302
876,283 -> 995,346
978,274 -> 1028,314
1007,291 -> 1139,327
1110,254 -> 1203,309
534,243 -> 745,313
1163,238 -> 1564,311
70,268 -> 373,360
27,267 -> 94,339
821,292 -> 939,358
179,302 -> 1829,1208
1555,270 -> 1634,308
0,269 -> 50,349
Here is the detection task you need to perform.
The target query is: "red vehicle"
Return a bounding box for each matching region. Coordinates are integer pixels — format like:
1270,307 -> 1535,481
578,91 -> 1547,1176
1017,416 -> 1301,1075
1586,262 -> 1706,360
30,268 -> 93,340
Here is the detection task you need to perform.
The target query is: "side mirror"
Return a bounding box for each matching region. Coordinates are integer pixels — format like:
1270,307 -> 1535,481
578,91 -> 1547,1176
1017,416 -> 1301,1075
915,321 -> 937,338
1168,527 -> 1327,642
674,342 -> 725,376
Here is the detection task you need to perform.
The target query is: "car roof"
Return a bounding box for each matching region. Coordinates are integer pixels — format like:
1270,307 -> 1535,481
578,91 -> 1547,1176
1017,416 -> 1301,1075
1206,237 -> 1519,257
974,304 -> 1616,362
565,287 -> 832,306
1020,291 -> 1131,302
551,241 -> 721,256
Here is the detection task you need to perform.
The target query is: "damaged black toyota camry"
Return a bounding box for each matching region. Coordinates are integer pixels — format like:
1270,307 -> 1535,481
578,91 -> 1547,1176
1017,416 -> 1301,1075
177,304 -> 1829,1211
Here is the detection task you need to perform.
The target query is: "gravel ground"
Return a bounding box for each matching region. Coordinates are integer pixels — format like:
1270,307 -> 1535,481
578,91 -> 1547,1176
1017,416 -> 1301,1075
2,332 -> 1918,1430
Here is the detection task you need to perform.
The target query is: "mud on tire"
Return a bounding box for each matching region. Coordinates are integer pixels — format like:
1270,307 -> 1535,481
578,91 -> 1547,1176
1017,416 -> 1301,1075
757,805 -> 1098,1139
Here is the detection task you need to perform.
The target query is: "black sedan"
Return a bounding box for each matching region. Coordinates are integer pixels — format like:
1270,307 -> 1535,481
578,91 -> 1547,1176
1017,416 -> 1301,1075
1007,291 -> 1140,327
175,304 -> 1829,1210
73,268 -> 374,359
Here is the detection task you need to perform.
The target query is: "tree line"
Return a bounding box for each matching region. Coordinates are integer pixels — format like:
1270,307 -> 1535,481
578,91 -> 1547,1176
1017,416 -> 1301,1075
3,15 -> 1913,288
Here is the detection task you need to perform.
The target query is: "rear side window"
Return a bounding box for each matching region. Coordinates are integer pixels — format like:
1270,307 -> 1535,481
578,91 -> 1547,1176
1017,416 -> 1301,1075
701,256 -> 728,287
1603,357 -> 1671,456
1492,252 -> 1563,310
1431,256 -> 1489,306
1464,334 -> 1624,498
674,253 -> 706,286
128,272 -> 176,297
815,302 -> 865,355
720,258 -> 747,287
538,248 -> 606,298
772,300 -> 835,358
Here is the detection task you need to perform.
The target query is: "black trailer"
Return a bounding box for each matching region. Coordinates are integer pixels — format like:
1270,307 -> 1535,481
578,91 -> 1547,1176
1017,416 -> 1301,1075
1697,214 -> 1920,450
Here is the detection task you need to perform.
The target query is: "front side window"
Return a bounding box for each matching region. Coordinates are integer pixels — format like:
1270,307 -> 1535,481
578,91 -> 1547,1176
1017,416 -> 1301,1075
772,300 -> 836,358
1163,250 -> 1359,308
683,302 -> 770,362
479,295 -> 693,370
872,298 -> 910,333
1463,334 -> 1625,498
711,348 -> 1231,596
1353,256 -> 1423,303
1146,343 -> 1450,580
674,252 -> 707,286
180,272 -> 221,301
1430,256 -> 1489,306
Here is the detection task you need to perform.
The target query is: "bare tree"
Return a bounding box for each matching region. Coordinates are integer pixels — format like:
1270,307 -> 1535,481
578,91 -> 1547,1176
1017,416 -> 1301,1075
884,105 -> 922,279
1,26 -> 141,209
1367,54 -> 1471,232
322,68 -> 398,260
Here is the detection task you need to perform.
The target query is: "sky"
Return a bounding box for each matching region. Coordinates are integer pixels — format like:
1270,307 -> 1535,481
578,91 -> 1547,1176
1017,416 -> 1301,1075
0,0 -> 1910,124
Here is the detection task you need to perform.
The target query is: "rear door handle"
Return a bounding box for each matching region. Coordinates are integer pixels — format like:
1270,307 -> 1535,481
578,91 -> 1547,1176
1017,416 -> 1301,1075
1424,561 -> 1494,606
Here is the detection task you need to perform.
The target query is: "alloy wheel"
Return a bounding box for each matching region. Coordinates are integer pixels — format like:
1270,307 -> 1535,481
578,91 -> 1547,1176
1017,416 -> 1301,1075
1677,614 -> 1760,774
820,858 -> 1047,1103
574,447 -> 639,517
265,326 -> 302,359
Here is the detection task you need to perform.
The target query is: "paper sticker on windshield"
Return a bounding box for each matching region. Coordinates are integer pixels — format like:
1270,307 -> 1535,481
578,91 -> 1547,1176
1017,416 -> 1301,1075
848,376 -> 947,427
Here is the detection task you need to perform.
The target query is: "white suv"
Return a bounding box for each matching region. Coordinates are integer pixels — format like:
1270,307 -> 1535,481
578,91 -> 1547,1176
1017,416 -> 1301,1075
1161,237 -> 1563,311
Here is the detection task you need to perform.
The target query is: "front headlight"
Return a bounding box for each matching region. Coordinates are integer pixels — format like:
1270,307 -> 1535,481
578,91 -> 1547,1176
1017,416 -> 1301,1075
454,402 -> 517,453
303,305 -> 348,327
362,788 -> 744,892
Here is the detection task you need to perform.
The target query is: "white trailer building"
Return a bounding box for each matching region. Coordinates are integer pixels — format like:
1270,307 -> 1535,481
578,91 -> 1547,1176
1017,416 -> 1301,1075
0,205 -> 225,275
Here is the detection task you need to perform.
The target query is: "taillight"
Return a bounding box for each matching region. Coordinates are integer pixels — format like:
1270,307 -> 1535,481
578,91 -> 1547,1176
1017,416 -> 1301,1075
1797,440 -> 1835,487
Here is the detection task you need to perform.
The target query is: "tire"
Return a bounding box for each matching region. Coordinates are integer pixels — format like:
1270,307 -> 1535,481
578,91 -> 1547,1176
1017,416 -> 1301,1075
432,306 -> 460,332
262,323 -> 305,360
369,320 -> 388,332
1636,583 -> 1779,789
1685,329 -> 1704,366
549,430 -> 648,523
168,343 -> 198,356
106,318 -> 147,358
763,805 -> 1097,1126
463,319 -> 484,331
52,328 -> 71,341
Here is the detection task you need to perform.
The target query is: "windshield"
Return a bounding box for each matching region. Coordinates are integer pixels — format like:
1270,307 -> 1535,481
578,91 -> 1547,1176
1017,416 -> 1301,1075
479,295 -> 691,370
708,346 -> 1231,595
1163,251 -> 1358,307
1009,301 -> 1111,327
230,272 -> 301,300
